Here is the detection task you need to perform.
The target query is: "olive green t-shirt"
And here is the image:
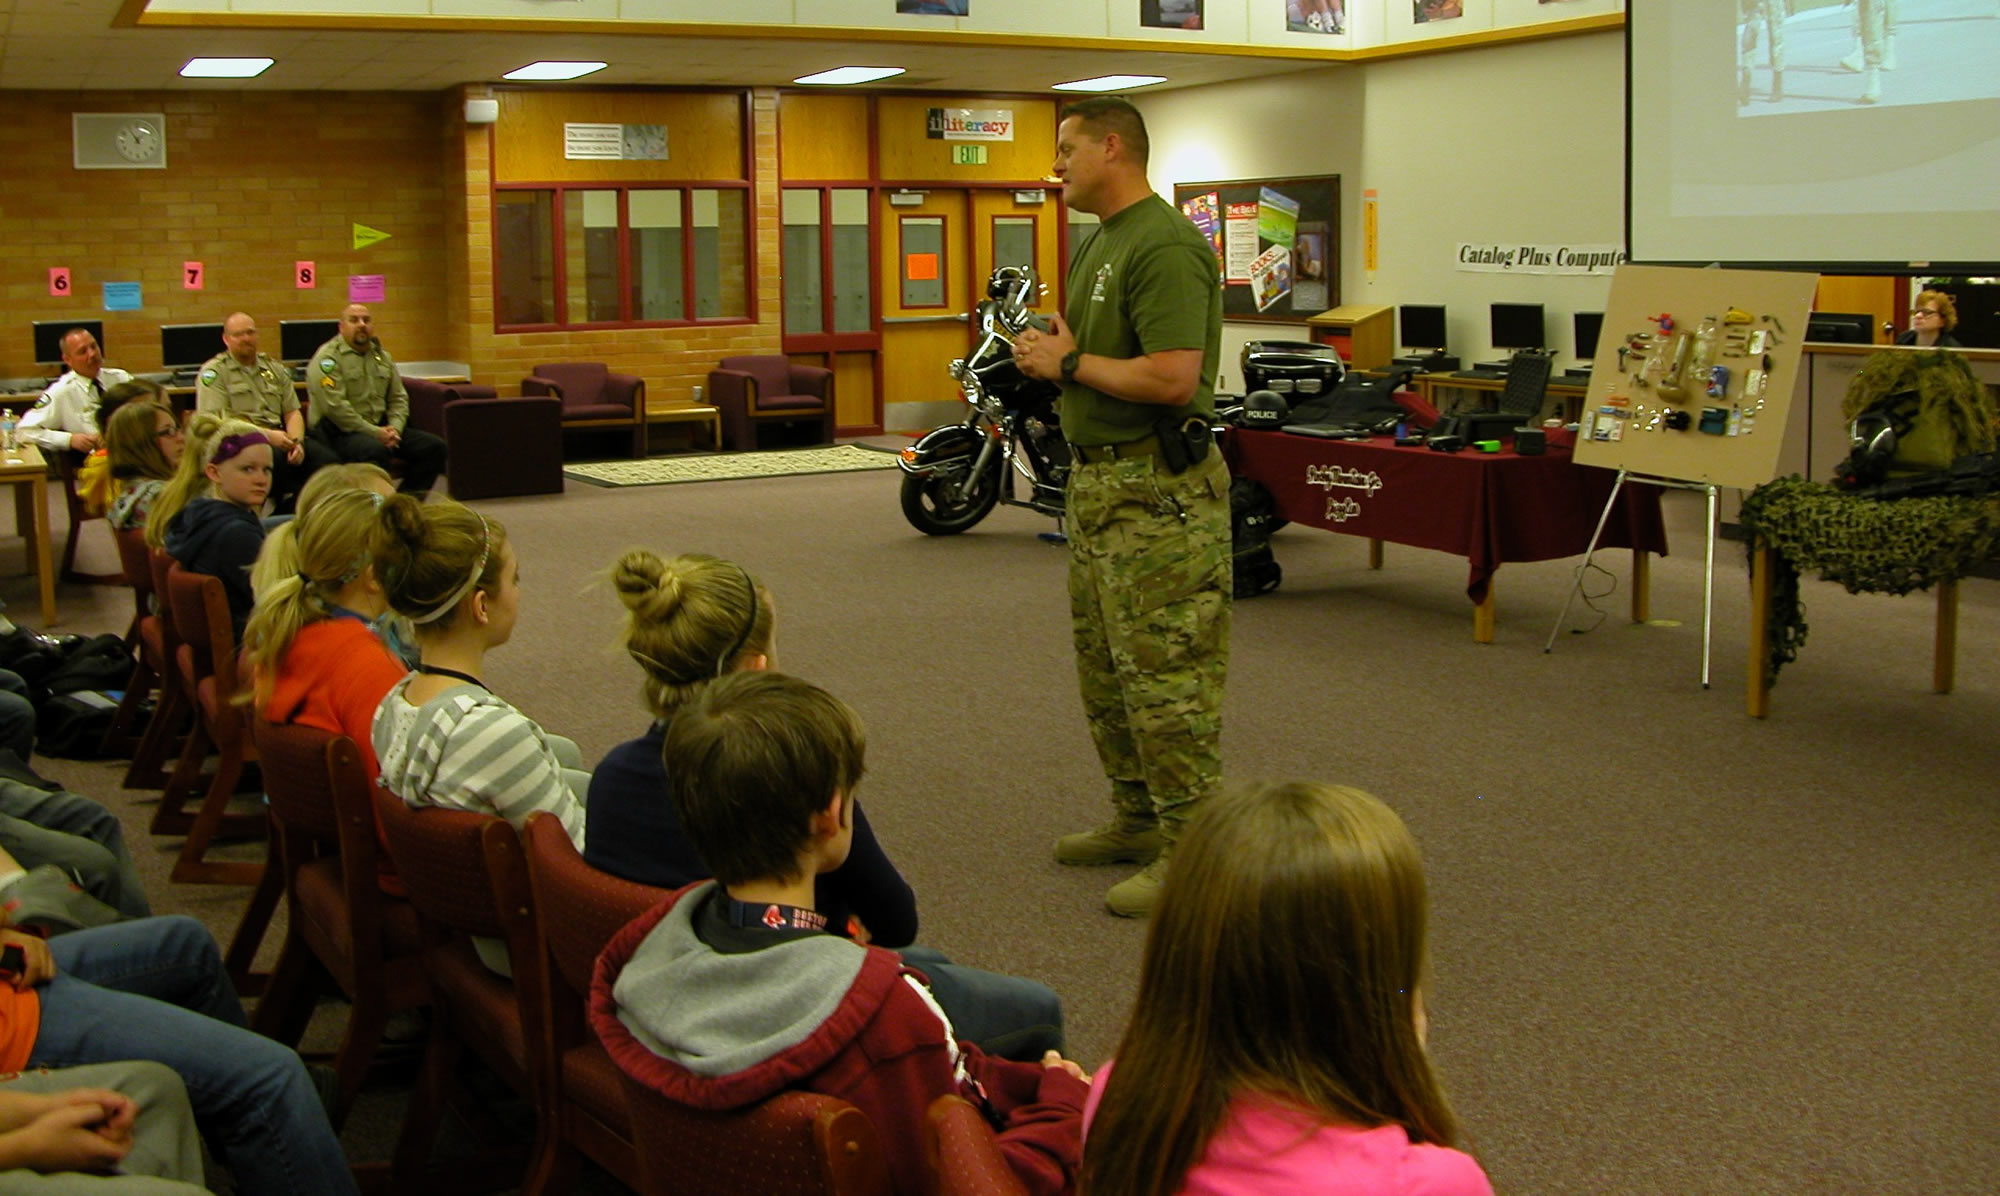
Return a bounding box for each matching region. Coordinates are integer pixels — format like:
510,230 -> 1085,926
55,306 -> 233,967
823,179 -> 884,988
1060,193 -> 1222,446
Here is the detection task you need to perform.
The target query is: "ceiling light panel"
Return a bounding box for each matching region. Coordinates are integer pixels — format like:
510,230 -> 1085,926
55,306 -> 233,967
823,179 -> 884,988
1051,74 -> 1167,92
180,57 -> 275,79
793,66 -> 906,86
503,61 -> 608,81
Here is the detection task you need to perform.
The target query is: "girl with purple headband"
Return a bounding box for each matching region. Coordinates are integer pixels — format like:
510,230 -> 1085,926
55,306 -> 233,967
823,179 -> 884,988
149,412 -> 273,634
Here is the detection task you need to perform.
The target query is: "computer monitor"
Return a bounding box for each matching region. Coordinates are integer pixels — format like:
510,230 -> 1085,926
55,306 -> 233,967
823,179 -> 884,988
160,323 -> 224,371
1573,312 -> 1605,362
1398,304 -> 1448,353
32,320 -> 104,367
279,319 -> 340,363
1490,303 -> 1545,352
1806,311 -> 1875,344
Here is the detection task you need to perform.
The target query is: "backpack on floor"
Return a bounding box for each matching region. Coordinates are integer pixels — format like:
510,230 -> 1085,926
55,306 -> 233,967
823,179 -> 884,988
1230,478 -> 1285,598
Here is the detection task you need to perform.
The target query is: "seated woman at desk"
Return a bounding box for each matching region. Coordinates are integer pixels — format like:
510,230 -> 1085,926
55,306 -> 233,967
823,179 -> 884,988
1897,291 -> 1962,348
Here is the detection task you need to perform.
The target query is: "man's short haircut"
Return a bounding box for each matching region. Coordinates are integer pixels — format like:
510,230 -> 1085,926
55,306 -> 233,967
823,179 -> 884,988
661,670 -> 867,888
61,327 -> 96,354
1061,96 -> 1149,166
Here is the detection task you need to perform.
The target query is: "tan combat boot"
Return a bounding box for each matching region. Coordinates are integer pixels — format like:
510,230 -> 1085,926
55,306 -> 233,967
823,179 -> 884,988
1054,815 -> 1161,866
1105,852 -> 1171,919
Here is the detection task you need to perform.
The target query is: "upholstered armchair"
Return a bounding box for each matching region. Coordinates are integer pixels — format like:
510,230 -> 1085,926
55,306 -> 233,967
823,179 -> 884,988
405,377 -> 563,501
521,363 -> 647,458
707,356 -> 834,451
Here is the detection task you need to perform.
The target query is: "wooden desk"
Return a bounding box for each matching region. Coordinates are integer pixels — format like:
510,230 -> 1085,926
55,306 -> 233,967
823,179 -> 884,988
1416,372 -> 1591,422
0,445 -> 57,628
1226,429 -> 1666,642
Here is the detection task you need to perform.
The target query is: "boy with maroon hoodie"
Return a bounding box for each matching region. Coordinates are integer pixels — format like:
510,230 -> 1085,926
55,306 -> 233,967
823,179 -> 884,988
589,670 -> 1088,1195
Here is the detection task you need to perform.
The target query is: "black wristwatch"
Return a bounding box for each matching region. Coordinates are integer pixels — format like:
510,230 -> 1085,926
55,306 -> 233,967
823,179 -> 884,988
1060,349 -> 1082,382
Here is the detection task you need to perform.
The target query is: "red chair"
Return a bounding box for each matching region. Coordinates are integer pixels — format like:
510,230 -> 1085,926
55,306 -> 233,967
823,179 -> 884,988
521,363 -> 646,458
156,565 -> 264,885
519,812 -> 668,1192
250,720 -> 427,1129
102,529 -> 177,774
926,1095 -> 1029,1196
617,1080 -> 891,1196
371,788 -> 549,1190
53,449 -> 121,586
708,356 -> 834,451
406,377 -> 563,500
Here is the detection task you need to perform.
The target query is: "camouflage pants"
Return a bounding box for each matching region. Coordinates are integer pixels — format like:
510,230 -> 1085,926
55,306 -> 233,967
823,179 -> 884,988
1857,0 -> 1894,67
1065,449 -> 1231,839
1738,0 -> 1785,71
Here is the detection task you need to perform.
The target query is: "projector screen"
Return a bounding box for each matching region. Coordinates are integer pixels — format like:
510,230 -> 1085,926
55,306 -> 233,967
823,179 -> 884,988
1628,0 -> 2000,272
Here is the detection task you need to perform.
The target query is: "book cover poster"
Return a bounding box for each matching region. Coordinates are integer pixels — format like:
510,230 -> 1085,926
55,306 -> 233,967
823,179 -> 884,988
1142,0 -> 1203,29
1180,191 -> 1223,262
1285,0 -> 1344,34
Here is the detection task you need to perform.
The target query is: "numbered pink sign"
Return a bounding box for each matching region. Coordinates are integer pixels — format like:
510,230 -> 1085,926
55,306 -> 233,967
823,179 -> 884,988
183,262 -> 204,291
296,261 -> 316,289
49,268 -> 70,297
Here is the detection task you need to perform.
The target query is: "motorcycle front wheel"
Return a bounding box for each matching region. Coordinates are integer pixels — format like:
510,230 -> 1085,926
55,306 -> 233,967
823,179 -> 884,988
900,463 -> 1000,535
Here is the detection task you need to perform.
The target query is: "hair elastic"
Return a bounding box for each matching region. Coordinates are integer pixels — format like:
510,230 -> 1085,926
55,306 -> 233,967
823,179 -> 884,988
715,565 -> 759,677
408,513 -> 491,625
210,431 -> 270,466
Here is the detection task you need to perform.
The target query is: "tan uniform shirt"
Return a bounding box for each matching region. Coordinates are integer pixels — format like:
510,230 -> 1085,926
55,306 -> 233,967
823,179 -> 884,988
307,337 -> 409,434
194,351 -> 299,430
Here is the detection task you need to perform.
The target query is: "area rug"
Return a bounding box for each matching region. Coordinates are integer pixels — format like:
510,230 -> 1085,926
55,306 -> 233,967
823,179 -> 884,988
564,444 -> 902,488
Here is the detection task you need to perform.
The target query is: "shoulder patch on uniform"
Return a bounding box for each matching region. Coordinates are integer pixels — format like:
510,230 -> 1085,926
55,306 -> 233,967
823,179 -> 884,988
200,369 -> 216,385
320,376 -> 335,388
31,395 -> 51,410
318,358 -> 337,374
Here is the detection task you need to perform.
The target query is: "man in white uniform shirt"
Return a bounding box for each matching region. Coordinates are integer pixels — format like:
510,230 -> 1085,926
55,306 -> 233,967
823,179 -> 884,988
20,328 -> 129,453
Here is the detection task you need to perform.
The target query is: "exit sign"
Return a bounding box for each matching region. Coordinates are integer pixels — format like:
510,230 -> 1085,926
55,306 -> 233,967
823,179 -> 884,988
952,144 -> 988,166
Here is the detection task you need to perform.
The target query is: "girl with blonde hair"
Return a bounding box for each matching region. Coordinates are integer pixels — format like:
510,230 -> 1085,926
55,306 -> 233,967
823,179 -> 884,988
247,462 -> 414,666
586,550 -> 1066,1059
1080,782 -> 1491,1196
370,498 -> 586,852
150,412 -> 272,632
79,379 -> 172,520
103,396 -> 184,531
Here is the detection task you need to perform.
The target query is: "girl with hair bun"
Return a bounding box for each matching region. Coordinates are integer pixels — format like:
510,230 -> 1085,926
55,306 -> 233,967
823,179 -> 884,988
370,498 -> 587,860
1080,782 -> 1492,1196
586,549 -> 1066,1060
152,412 -> 273,633
104,397 -> 184,531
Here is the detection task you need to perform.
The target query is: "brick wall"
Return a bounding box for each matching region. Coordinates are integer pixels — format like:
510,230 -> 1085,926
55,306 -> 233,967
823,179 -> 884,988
0,90 -> 450,379
448,85 -> 784,411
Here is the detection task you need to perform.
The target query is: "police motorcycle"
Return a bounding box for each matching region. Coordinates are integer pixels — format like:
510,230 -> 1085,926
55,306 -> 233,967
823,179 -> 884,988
896,265 -> 1071,536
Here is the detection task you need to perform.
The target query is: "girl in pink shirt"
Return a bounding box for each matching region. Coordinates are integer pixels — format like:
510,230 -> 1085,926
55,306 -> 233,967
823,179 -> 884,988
1080,782 -> 1493,1196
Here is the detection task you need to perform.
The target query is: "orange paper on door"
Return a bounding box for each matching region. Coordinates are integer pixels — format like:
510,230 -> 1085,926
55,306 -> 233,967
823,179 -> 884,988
906,253 -> 939,281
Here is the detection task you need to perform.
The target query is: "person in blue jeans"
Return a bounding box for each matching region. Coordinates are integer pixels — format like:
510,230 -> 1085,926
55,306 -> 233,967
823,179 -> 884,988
5,915 -> 356,1196
586,549 -> 1065,1061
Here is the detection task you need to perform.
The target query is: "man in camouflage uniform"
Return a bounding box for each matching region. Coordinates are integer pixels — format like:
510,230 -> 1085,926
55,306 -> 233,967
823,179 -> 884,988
196,312 -> 335,513
1013,97 -> 1230,918
305,304 -> 447,496
1839,0 -> 1896,105
1738,0 -> 1787,103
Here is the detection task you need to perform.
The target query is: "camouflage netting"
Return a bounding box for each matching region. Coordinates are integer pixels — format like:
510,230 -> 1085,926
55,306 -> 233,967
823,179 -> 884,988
1740,352 -> 2000,687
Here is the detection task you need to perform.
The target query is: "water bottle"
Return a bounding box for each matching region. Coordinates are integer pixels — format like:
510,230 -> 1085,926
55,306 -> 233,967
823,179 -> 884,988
1,410 -> 17,454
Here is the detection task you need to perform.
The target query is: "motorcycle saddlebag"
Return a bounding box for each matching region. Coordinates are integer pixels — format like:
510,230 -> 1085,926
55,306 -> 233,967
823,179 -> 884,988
1240,340 -> 1345,397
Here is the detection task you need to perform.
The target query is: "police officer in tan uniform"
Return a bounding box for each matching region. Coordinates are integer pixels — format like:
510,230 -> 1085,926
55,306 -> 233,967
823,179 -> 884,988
304,304 -> 447,496
195,312 -> 335,513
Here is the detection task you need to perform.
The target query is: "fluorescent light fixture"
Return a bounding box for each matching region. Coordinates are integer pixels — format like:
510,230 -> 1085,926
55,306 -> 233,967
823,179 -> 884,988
503,61 -> 608,81
1051,74 -> 1166,92
179,57 -> 274,79
793,66 -> 905,86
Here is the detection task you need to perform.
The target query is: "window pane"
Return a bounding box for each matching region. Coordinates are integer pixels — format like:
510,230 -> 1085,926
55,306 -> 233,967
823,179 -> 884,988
782,190 -> 823,335
692,189 -> 748,320
831,189 -> 872,335
994,216 -> 1035,274
900,216 -> 944,308
496,190 -> 554,326
629,189 -> 684,321
1063,209 -> 1099,283
565,189 -> 621,323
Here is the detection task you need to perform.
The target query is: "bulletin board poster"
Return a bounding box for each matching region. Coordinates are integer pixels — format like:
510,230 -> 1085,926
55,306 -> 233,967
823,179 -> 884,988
1174,175 -> 1338,322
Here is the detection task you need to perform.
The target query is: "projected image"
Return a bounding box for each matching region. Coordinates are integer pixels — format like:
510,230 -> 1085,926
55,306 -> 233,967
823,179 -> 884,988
1286,0 -> 1344,34
1414,0 -> 1462,23
1737,0 -> 2000,113
897,0 -> 968,13
1143,0 -> 1204,28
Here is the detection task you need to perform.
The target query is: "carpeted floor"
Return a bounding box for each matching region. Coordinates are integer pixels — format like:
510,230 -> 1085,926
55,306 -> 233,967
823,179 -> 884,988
13,454 -> 1999,1195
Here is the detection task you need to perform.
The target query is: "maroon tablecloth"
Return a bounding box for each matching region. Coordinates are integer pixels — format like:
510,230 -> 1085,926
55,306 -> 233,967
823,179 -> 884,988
1224,429 -> 1668,603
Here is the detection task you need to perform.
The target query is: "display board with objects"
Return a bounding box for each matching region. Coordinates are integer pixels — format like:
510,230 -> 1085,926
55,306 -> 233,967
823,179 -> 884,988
1572,265 -> 1819,490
